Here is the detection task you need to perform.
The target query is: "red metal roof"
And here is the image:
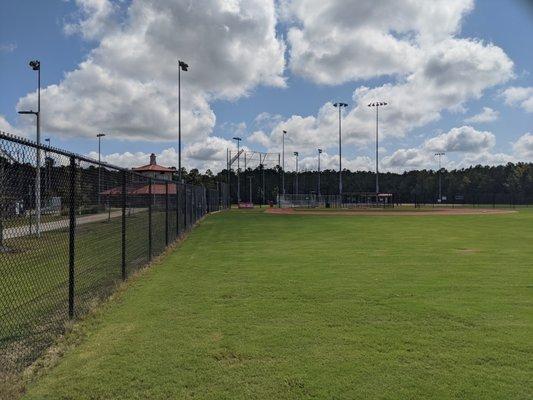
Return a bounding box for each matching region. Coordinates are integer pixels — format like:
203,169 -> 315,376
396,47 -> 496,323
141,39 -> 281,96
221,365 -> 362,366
132,164 -> 176,173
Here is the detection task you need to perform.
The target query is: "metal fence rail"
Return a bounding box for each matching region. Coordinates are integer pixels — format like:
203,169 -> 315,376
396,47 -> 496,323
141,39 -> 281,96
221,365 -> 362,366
0,131 -> 228,374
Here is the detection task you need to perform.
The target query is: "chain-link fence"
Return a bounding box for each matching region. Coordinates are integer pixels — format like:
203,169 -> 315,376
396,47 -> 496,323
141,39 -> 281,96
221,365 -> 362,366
0,131 -> 228,375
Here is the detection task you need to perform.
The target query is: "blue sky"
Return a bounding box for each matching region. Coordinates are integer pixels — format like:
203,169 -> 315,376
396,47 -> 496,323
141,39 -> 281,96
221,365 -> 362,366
1,0 -> 532,172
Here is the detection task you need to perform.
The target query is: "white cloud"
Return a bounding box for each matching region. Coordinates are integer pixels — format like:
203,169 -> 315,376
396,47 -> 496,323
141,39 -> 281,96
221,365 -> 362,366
423,126 -> 495,153
457,152 -> 515,168
286,0 -> 474,84
0,115 -> 25,138
17,0 -> 286,142
501,86 -> 533,113
382,148 -> 434,171
464,107 -> 499,123
248,130 -> 271,147
513,132 -> 533,160
0,43 -> 17,53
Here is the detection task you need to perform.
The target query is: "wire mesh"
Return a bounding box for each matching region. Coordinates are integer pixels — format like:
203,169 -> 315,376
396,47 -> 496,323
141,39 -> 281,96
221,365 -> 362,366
0,131 -> 229,375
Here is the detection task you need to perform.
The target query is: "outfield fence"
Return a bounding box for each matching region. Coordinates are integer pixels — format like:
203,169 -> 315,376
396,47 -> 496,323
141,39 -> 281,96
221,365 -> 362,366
0,131 -> 229,375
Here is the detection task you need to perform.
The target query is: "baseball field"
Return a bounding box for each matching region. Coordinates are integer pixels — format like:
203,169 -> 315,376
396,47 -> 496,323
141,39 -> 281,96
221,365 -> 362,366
19,208 -> 533,399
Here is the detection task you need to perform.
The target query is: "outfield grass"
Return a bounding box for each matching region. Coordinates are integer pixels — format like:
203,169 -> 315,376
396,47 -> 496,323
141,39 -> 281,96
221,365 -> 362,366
21,209 -> 533,399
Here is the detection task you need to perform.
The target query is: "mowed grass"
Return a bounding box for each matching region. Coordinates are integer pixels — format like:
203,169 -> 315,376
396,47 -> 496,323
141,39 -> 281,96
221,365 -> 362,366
22,209 -> 533,399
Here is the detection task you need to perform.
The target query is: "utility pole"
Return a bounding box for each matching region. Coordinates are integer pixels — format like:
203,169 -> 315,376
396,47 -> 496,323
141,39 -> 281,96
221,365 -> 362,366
282,130 -> 287,195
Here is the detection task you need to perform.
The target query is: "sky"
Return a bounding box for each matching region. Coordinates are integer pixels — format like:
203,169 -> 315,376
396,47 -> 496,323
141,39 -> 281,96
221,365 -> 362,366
0,0 -> 532,173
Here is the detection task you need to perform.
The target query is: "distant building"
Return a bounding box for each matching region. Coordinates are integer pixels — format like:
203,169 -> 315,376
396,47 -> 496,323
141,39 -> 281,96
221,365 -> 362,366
100,154 -> 177,203
132,153 -> 176,181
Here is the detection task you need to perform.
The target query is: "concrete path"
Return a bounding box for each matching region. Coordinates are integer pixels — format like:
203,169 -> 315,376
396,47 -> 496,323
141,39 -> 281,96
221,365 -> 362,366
2,208 -> 146,239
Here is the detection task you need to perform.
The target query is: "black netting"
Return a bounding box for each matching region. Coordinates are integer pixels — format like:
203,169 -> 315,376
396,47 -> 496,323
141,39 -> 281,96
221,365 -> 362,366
0,131 -> 229,375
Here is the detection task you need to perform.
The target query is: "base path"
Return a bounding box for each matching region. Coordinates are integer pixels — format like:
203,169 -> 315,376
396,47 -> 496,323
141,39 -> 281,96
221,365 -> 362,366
266,207 -> 517,216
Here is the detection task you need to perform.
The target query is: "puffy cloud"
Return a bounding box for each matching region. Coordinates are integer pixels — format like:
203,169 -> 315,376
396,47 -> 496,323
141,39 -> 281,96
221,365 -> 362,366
248,130 -> 271,147
464,107 -> 499,123
513,132 -> 533,160
382,148 -> 434,171
0,115 -> 25,138
423,126 -> 495,153
64,0 -> 118,40
457,152 -> 515,168
286,0 -> 474,84
501,86 -> 533,113
17,0 -> 286,141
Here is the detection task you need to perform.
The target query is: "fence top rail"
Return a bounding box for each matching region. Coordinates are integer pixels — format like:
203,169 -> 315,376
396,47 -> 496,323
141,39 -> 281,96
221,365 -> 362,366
0,130 -> 212,190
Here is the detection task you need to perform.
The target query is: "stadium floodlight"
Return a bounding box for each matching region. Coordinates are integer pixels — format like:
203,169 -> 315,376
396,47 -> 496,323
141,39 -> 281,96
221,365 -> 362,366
368,101 -> 388,195
317,149 -> 322,196
17,59 -> 41,236
435,152 -> 445,203
282,130 -> 287,195
233,137 -> 242,202
333,102 -> 348,196
97,134 -> 106,206
178,60 -> 189,182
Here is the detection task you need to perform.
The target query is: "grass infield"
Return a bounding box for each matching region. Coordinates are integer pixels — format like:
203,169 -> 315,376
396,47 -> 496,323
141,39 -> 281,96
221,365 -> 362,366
20,209 -> 533,399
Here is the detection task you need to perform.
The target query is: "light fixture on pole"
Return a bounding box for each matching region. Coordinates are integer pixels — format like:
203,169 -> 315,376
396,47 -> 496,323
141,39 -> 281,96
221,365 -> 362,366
18,59 -> 41,236
293,151 -> 299,194
282,130 -> 287,195
97,133 -> 106,206
233,136 -> 242,203
368,101 -> 388,195
333,102 -> 348,197
178,60 -> 189,182
317,149 -> 322,196
435,152 -> 445,203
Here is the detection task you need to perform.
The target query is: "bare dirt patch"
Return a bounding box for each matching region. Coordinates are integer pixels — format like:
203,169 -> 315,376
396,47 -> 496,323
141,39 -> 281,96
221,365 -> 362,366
265,207 -> 516,216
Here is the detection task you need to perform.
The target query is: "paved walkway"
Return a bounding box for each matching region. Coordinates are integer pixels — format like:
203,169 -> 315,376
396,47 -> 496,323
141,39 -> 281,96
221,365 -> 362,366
2,209 -> 145,239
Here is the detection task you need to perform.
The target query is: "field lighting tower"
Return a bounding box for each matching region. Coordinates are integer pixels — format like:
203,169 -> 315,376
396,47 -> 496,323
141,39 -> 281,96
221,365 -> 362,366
178,60 -> 189,182
333,102 -> 348,196
317,149 -> 322,196
97,133 -> 105,206
294,151 -> 299,194
233,136 -> 242,202
435,152 -> 445,203
282,130 -> 287,195
368,101 -> 388,194
18,59 -> 41,236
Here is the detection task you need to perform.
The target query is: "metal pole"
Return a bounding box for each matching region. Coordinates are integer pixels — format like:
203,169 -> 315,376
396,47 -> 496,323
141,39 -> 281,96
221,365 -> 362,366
282,131 -> 286,195
237,141 -> 240,202
148,178 -> 152,260
318,150 -> 321,196
98,135 -> 101,206
68,156 -> 76,318
295,153 -> 299,194
121,171 -> 126,280
338,107 -> 342,196
165,181 -> 169,246
375,105 -> 379,195
36,66 -> 41,236
178,65 -> 181,183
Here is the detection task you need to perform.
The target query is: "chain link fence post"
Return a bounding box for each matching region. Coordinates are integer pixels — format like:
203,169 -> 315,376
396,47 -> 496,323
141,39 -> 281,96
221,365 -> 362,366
68,156 -> 76,319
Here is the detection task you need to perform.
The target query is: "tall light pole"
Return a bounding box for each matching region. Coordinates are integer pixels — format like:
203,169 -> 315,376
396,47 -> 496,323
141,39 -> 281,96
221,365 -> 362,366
97,133 -> 105,206
178,60 -> 189,182
333,102 -> 348,196
282,130 -> 287,195
293,151 -> 299,194
18,59 -> 41,236
317,149 -> 322,196
233,136 -> 242,203
435,152 -> 445,203
368,101 -> 388,195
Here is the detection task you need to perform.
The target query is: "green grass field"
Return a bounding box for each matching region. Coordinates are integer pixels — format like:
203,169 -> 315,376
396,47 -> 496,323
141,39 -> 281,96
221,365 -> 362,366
19,209 -> 533,399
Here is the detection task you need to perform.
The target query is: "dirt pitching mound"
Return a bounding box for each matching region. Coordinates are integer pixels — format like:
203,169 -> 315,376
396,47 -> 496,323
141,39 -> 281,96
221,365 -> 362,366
265,207 -> 517,216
